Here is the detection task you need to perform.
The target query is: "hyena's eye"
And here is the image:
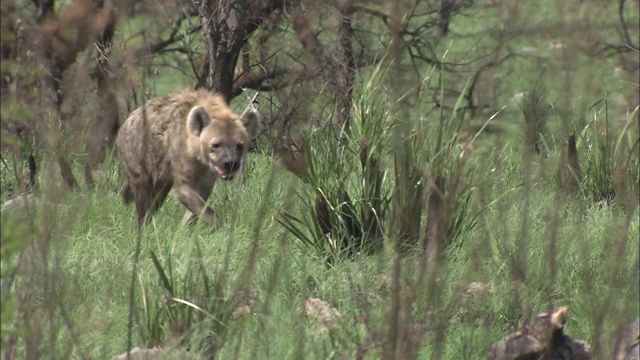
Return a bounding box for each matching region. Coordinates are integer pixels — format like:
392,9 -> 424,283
210,143 -> 221,151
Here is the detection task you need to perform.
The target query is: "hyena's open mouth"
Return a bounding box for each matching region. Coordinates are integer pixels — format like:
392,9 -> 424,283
212,162 -> 239,180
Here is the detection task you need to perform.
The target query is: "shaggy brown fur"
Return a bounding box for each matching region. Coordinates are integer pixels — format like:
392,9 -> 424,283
116,89 -> 260,226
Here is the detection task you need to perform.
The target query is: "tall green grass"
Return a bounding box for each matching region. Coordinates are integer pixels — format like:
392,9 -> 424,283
2,80 -> 637,360
2,0 -> 638,359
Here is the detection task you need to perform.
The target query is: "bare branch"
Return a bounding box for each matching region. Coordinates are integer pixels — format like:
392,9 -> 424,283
618,0 -> 638,51
290,7 -> 333,71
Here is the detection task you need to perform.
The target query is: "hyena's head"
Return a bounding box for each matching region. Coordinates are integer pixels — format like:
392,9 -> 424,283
187,104 -> 261,180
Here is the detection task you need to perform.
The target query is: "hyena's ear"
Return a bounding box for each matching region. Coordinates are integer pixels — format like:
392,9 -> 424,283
187,106 -> 211,136
240,107 -> 261,140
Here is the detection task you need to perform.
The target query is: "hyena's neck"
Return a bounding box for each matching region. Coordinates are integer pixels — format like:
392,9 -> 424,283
184,134 -> 203,162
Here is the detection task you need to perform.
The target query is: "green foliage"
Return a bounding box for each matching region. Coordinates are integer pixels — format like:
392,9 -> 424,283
519,71 -> 551,156
1,147 -> 638,359
280,66 -> 480,262
0,212 -> 30,355
1,0 -> 639,359
575,101 -> 639,204
136,247 -> 237,356
279,65 -> 394,263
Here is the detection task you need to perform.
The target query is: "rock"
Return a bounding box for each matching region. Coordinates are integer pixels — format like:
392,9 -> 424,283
464,282 -> 495,298
303,298 -> 341,333
1,194 -> 35,213
111,347 -> 164,360
110,347 -> 199,360
233,305 -> 252,318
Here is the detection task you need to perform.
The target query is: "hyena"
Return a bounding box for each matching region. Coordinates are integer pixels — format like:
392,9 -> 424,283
116,89 -> 260,226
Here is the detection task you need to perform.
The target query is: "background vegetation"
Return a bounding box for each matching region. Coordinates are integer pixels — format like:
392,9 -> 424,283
1,0 -> 638,359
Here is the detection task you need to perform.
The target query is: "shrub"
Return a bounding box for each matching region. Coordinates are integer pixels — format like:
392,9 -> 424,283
279,66 -> 480,263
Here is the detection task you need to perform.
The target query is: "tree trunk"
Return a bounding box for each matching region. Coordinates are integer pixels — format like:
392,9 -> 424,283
337,12 -> 355,135
195,0 -> 249,102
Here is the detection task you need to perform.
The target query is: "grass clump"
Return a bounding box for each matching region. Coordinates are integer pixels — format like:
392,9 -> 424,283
279,66 -> 480,266
574,102 -> 639,205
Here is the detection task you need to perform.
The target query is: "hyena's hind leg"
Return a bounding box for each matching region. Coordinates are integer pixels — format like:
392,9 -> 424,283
149,183 -> 172,218
128,177 -> 155,227
134,194 -> 152,226
84,162 -> 95,188
121,180 -> 134,204
126,179 -> 170,226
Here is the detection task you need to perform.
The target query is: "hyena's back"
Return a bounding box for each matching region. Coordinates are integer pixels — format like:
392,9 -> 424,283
115,94 -> 192,212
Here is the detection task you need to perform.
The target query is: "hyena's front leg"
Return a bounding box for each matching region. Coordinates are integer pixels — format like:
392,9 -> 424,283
177,175 -> 216,226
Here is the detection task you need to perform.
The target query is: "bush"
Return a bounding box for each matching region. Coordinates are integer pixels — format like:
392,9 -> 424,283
279,66 -> 480,263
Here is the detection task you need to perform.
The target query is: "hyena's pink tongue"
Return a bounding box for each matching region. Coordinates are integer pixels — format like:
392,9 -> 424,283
214,165 -> 230,177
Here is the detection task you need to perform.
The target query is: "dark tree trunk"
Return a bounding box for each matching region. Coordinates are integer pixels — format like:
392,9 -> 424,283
438,0 -> 454,36
424,176 -> 445,256
31,0 -> 55,21
86,4 -> 119,188
195,0 -> 249,102
565,134 -> 581,192
337,12 -> 355,135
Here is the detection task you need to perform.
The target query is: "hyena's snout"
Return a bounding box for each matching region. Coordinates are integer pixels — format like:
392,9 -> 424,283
221,158 -> 241,174
213,147 -> 244,180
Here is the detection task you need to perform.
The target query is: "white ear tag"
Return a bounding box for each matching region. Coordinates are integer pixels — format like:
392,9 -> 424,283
238,89 -> 261,184
241,87 -> 260,116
